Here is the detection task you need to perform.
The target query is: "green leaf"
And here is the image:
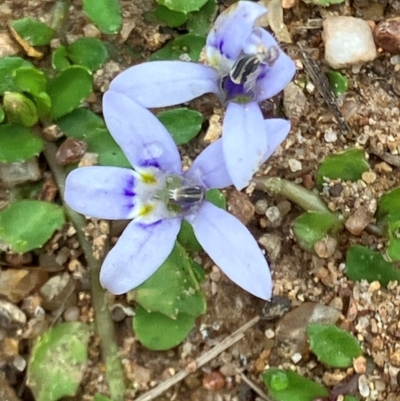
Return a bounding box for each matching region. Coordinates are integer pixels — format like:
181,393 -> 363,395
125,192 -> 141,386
83,0 -> 122,34
316,148 -> 369,187
0,124 -> 43,163
32,92 -> 52,119
27,322 -> 90,401
0,57 -> 33,95
66,38 -> 108,71
94,394 -> 113,401
47,66 -> 93,119
293,211 -> 343,252
386,220 -> 400,261
133,306 -> 195,350
13,67 -> 47,95
155,4 -> 187,28
0,200 -> 65,253
129,243 -> 206,319
3,92 -> 39,127
178,220 -> 202,252
52,46 -> 71,71
262,368 -> 328,401
302,0 -> 344,6
307,323 -> 363,368
0,105 -> 4,123
150,34 -> 206,62
57,108 -> 130,167
187,0 -> 218,36
344,397 -> 359,401
157,107 -> 203,145
10,18 -> 54,46
327,71 -> 348,97
345,245 -> 400,286
206,189 -> 226,210
376,186 -> 400,223
156,0 -> 208,13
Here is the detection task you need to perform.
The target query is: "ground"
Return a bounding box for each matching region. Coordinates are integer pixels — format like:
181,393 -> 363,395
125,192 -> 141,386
1,0 -> 400,400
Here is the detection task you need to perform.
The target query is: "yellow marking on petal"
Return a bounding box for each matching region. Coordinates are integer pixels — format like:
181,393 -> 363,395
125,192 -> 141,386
138,204 -> 155,217
139,171 -> 157,184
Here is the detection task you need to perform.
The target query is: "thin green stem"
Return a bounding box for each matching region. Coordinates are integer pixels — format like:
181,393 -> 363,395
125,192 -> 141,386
43,141 -> 126,401
49,1 -> 70,45
253,177 -> 332,214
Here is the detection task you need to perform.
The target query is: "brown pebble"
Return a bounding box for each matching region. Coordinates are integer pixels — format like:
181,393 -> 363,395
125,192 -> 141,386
56,138 -> 88,165
314,237 -> 337,258
329,183 -> 343,197
353,355 -> 367,374
374,17 -> 400,54
227,191 -> 255,225
202,371 -> 225,391
345,206 -> 372,236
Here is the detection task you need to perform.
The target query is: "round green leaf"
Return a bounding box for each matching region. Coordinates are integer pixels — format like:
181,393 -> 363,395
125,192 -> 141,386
316,148 -> 370,187
187,0 -> 218,36
32,92 -> 52,119
11,18 -> 54,46
129,243 -> 206,319
155,4 -> 187,27
66,38 -> 108,71
3,92 -> 39,127
0,124 -> 43,163
150,34 -> 206,62
94,394 -> 113,401
156,0 -> 208,14
262,368 -> 328,401
52,46 -> 71,71
205,189 -> 226,210
376,186 -> 400,224
293,211 -> 343,252
13,67 -> 47,95
307,323 -> 363,368
0,105 -> 4,123
47,66 -> 93,119
0,57 -> 33,95
157,107 -> 203,144
27,322 -> 90,401
178,220 -> 202,252
133,306 -> 195,350
83,0 -> 122,34
0,200 -> 65,253
327,71 -> 348,97
345,245 -> 400,286
57,108 -> 130,167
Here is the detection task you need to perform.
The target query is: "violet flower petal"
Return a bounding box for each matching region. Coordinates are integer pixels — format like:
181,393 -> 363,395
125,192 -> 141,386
103,91 -> 181,173
206,1 -> 267,72
249,28 -> 296,101
109,61 -> 220,108
65,166 -> 138,219
190,201 -> 272,300
185,139 -> 232,189
222,101 -> 267,190
100,218 -> 181,294
262,118 -> 291,164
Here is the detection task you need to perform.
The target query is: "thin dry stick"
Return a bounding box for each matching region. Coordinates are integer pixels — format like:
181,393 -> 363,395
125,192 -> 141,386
236,369 -> 273,401
135,316 -> 260,401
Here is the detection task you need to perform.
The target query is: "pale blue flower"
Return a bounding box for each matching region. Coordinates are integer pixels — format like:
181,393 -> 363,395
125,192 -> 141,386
108,1 -> 295,190
65,92 -> 273,299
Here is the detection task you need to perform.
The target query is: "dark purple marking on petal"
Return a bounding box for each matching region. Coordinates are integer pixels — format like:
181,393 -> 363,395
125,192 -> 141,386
123,174 -> 136,197
138,158 -> 160,169
221,75 -> 255,103
136,219 -> 164,229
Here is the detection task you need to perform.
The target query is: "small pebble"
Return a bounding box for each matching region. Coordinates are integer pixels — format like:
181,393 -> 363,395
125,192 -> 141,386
362,171 -> 377,183
265,328 -> 275,339
323,16 -> 377,69
266,206 -> 282,225
324,128 -> 337,143
255,199 -> 268,215
63,306 -> 80,322
202,371 -> 226,391
291,352 -> 302,364
314,237 -> 337,258
56,138 -> 88,165
358,375 -> 370,397
288,158 -> 302,172
374,16 -> 400,54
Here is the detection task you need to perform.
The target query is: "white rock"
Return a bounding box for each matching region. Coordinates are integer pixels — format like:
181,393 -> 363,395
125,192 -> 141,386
323,16 -> 377,69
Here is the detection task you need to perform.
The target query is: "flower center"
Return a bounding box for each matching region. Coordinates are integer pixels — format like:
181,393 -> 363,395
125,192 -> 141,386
221,46 -> 279,105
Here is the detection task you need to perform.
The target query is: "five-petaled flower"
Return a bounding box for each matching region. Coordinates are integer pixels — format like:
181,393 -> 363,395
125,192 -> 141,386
65,92 -> 273,300
107,1 -> 295,190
